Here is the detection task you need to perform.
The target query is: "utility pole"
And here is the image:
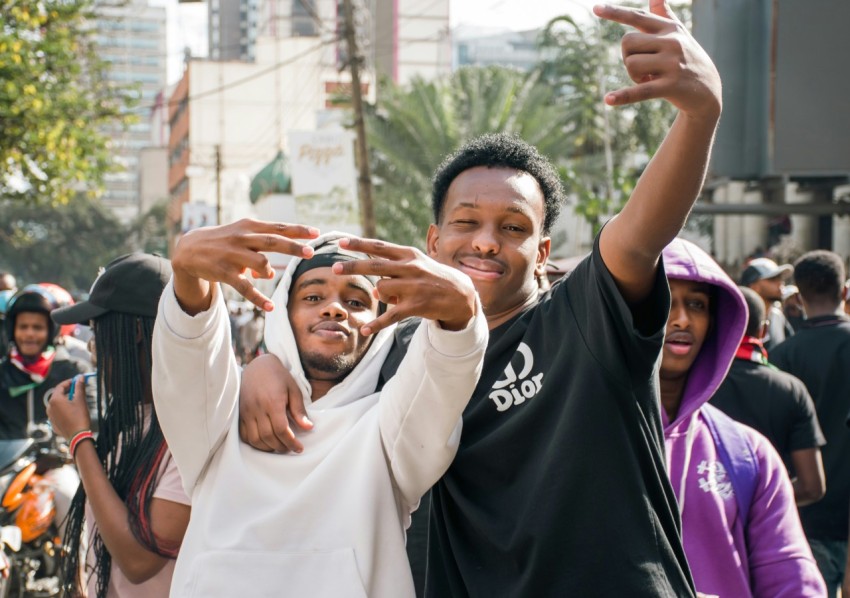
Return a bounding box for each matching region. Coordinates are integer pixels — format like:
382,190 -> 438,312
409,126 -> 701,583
215,144 -> 222,225
341,0 -> 376,238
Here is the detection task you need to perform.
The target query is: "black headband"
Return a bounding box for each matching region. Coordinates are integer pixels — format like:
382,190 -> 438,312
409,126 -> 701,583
291,243 -> 379,287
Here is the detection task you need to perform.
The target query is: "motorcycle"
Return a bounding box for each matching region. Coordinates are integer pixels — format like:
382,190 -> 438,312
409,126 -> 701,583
0,389 -> 69,597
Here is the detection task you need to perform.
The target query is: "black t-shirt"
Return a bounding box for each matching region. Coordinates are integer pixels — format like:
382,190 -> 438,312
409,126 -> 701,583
0,346 -> 90,440
771,315 -> 850,541
710,359 -> 825,474
398,241 -> 693,597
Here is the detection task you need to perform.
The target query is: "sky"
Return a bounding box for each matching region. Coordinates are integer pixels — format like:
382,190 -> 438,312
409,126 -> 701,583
157,0 -> 605,84
450,0 -> 600,31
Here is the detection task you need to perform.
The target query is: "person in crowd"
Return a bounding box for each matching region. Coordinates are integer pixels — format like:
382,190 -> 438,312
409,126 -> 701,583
0,284 -> 91,440
0,288 -> 16,349
0,272 -> 16,293
711,285 -> 825,506
152,227 -> 486,596
771,250 -> 850,598
659,238 -> 825,596
783,284 -> 806,331
238,1 -> 724,594
0,284 -> 92,535
46,253 -> 191,598
842,279 -> 850,317
740,257 -> 795,349
39,282 -> 92,365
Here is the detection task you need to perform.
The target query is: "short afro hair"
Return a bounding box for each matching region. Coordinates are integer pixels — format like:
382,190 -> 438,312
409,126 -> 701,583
793,250 -> 846,305
431,133 -> 566,235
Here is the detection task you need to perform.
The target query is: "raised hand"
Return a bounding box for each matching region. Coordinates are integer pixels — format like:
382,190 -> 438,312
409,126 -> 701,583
172,219 -> 319,314
594,1 -> 721,119
47,377 -> 92,439
332,237 -> 478,336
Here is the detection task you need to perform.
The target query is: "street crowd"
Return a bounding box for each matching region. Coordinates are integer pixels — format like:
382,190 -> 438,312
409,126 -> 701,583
2,2 -> 850,597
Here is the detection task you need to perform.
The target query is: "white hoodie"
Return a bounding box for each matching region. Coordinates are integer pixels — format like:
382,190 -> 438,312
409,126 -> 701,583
152,233 -> 487,597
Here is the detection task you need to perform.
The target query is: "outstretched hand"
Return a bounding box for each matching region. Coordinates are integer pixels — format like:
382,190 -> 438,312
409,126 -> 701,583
594,1 -> 721,119
172,219 -> 319,314
332,237 -> 478,336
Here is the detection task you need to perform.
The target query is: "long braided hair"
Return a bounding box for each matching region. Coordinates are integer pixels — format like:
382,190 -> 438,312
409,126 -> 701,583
60,311 -> 178,598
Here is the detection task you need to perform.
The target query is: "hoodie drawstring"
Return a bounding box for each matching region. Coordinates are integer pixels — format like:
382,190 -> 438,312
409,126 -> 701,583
676,413 -> 699,517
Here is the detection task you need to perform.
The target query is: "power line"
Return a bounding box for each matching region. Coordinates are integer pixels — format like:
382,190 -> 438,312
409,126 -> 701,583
126,33 -> 340,115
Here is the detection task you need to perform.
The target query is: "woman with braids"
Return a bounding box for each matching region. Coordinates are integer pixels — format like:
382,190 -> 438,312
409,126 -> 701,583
46,253 -> 190,597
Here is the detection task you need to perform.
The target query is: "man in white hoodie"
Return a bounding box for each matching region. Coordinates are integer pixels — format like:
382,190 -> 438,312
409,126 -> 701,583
152,222 -> 487,597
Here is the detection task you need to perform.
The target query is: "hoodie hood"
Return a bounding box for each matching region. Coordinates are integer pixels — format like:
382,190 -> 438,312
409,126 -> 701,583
263,231 -> 395,408
661,238 -> 747,432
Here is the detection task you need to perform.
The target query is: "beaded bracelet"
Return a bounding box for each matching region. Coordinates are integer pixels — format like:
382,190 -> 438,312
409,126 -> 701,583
69,430 -> 94,459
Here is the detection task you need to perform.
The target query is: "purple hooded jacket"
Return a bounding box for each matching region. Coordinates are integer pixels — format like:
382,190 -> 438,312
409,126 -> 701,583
661,238 -> 825,597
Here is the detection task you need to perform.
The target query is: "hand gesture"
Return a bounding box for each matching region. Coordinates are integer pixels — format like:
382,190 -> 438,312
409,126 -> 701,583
46,377 -> 92,439
594,1 -> 721,119
332,237 -> 478,336
173,219 -> 319,313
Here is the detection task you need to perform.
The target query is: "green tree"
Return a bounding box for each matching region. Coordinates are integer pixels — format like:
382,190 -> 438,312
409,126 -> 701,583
0,0 -> 135,205
128,200 -> 170,257
538,5 -> 690,233
0,199 -> 130,293
366,66 -> 576,247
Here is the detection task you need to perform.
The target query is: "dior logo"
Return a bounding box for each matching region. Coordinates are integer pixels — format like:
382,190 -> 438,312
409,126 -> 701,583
489,342 -> 544,412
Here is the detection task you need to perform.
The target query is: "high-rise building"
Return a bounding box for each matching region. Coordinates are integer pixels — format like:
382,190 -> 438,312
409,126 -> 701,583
207,0 -> 450,84
209,0 -> 259,61
94,0 -> 167,223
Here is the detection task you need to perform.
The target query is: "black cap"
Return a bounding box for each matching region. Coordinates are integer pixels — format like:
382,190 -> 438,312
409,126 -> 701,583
51,253 -> 172,325
291,240 -> 378,287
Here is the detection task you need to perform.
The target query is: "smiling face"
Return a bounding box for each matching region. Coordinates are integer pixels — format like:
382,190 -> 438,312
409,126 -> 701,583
660,279 -> 713,382
426,166 -> 550,328
13,312 -> 50,358
287,267 -> 377,384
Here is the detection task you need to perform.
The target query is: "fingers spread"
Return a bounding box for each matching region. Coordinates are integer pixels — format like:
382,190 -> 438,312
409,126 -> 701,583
605,80 -> 663,106
361,306 -> 404,337
257,221 -> 320,241
244,233 -> 315,259
339,236 -> 408,260
230,274 -> 274,312
593,4 -> 668,33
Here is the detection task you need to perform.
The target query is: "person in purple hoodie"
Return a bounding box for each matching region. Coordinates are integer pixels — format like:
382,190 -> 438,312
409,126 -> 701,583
660,237 -> 825,597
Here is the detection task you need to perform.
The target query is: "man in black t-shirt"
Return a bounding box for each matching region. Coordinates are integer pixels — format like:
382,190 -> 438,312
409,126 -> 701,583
772,250 -> 850,598
711,286 -> 825,506
239,2 -> 722,595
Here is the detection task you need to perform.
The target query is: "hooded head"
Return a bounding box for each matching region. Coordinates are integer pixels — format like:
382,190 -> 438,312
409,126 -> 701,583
660,238 -> 748,429
264,232 -> 396,406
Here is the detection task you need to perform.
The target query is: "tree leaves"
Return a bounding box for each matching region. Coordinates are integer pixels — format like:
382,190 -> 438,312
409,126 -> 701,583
0,0 -> 136,205
366,66 -> 575,247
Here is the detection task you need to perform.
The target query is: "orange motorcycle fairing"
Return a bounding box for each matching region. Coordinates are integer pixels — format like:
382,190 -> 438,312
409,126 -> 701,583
1,463 -> 36,511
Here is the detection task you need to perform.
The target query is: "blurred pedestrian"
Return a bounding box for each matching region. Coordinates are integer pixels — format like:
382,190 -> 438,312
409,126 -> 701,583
0,272 -> 16,293
772,250 -> 850,598
711,286 -> 825,506
740,257 -> 795,349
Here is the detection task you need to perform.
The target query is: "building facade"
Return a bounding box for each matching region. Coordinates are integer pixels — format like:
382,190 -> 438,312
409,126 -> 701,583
94,0 -> 167,223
